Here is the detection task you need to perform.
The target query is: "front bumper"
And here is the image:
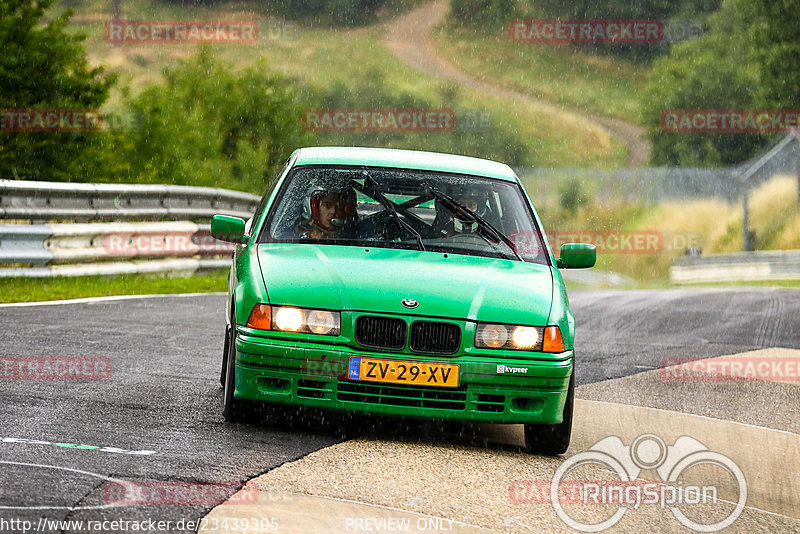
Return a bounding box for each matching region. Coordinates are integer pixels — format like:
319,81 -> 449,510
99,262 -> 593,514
233,331 -> 573,424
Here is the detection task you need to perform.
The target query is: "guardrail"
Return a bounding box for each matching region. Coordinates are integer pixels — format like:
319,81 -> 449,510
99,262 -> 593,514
670,250 -> 800,284
0,221 -> 237,277
0,180 -> 259,277
0,179 -> 260,221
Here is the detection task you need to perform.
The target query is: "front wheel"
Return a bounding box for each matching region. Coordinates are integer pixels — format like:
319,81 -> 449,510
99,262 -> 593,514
524,370 -> 574,456
222,316 -> 249,422
220,325 -> 230,388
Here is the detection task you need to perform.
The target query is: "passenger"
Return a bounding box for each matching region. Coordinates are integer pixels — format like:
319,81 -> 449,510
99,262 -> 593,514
431,188 -> 486,237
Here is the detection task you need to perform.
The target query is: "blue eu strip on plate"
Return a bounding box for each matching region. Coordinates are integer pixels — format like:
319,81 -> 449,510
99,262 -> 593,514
348,357 -> 361,380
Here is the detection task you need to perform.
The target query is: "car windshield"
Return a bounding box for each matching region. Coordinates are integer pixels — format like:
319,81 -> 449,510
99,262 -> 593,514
260,166 -> 547,264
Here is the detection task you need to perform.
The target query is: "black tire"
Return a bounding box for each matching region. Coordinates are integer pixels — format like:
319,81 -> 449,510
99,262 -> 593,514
524,370 -> 574,456
220,325 -> 230,388
222,312 -> 249,423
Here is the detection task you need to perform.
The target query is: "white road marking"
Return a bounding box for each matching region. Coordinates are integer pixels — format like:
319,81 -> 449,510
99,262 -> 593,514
0,292 -> 226,308
0,460 -> 131,511
1,437 -> 156,455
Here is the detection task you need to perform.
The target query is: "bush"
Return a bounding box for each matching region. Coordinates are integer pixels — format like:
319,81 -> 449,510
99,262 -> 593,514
640,0 -> 775,166
450,0 -> 525,31
310,70 -> 529,166
117,49 -> 315,193
156,0 -> 395,27
558,179 -> 588,214
0,0 -> 115,180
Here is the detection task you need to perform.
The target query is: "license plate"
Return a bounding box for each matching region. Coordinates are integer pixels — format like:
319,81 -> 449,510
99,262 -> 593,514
348,357 -> 459,388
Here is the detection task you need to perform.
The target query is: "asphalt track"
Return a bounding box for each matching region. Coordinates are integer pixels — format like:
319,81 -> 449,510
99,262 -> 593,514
1,288 -> 799,533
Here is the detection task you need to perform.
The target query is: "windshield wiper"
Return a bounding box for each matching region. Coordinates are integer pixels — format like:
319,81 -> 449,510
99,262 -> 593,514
429,188 -> 524,262
363,174 -> 426,252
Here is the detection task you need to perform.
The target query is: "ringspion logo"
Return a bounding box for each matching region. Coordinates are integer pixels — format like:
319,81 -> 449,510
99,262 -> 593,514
542,434 -> 747,532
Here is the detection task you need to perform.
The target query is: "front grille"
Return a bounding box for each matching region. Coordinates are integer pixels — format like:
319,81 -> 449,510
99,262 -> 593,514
475,393 -> 505,412
355,315 -> 406,350
409,321 -> 461,354
337,381 -> 466,410
297,379 -> 330,399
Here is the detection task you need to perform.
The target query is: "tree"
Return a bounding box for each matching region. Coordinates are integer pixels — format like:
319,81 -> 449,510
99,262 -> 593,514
121,49 -> 315,193
0,0 -> 115,179
641,33 -> 766,166
450,0 -> 523,30
558,178 -> 588,214
527,0 -> 723,61
156,0 -> 391,26
640,0 -> 778,166
750,0 -> 800,109
312,68 -> 529,166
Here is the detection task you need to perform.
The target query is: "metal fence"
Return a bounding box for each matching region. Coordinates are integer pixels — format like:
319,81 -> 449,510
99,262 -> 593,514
0,181 -> 259,277
671,250 -> 800,284
515,133 -> 800,205
0,179 -> 260,222
3,135 -> 798,280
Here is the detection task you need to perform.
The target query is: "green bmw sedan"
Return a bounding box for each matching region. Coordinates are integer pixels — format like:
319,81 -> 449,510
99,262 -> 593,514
212,146 -> 595,455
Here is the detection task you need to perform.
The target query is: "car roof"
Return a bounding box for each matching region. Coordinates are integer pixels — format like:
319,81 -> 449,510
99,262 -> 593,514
292,146 -> 519,183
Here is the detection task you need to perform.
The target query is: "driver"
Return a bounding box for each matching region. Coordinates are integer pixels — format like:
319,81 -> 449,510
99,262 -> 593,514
296,184 -> 357,239
432,188 -> 485,238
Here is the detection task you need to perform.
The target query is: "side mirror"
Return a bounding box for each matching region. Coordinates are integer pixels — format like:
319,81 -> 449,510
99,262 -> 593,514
211,215 -> 247,244
556,243 -> 596,269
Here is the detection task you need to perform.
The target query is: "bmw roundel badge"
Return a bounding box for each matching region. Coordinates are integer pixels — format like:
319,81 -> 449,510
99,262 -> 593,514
401,298 -> 419,309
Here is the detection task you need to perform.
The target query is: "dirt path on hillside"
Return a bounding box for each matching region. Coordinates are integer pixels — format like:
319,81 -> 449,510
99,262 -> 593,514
384,0 -> 651,168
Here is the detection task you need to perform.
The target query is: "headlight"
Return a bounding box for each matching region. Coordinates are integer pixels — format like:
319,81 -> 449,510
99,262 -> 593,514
274,306 -> 340,335
246,305 -> 340,336
511,326 -> 539,348
306,309 -> 338,335
274,307 -> 304,332
477,324 -> 509,348
475,323 -> 561,352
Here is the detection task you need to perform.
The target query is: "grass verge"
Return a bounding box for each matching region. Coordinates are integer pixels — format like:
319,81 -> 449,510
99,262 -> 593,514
60,0 -> 626,168
0,269 -> 229,304
434,25 -> 644,123
537,175 -> 800,285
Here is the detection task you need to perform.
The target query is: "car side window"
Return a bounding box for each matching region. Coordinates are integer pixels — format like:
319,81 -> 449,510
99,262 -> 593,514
249,159 -> 290,236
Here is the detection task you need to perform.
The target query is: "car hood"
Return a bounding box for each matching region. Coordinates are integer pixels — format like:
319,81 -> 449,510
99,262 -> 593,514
257,244 -> 553,325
